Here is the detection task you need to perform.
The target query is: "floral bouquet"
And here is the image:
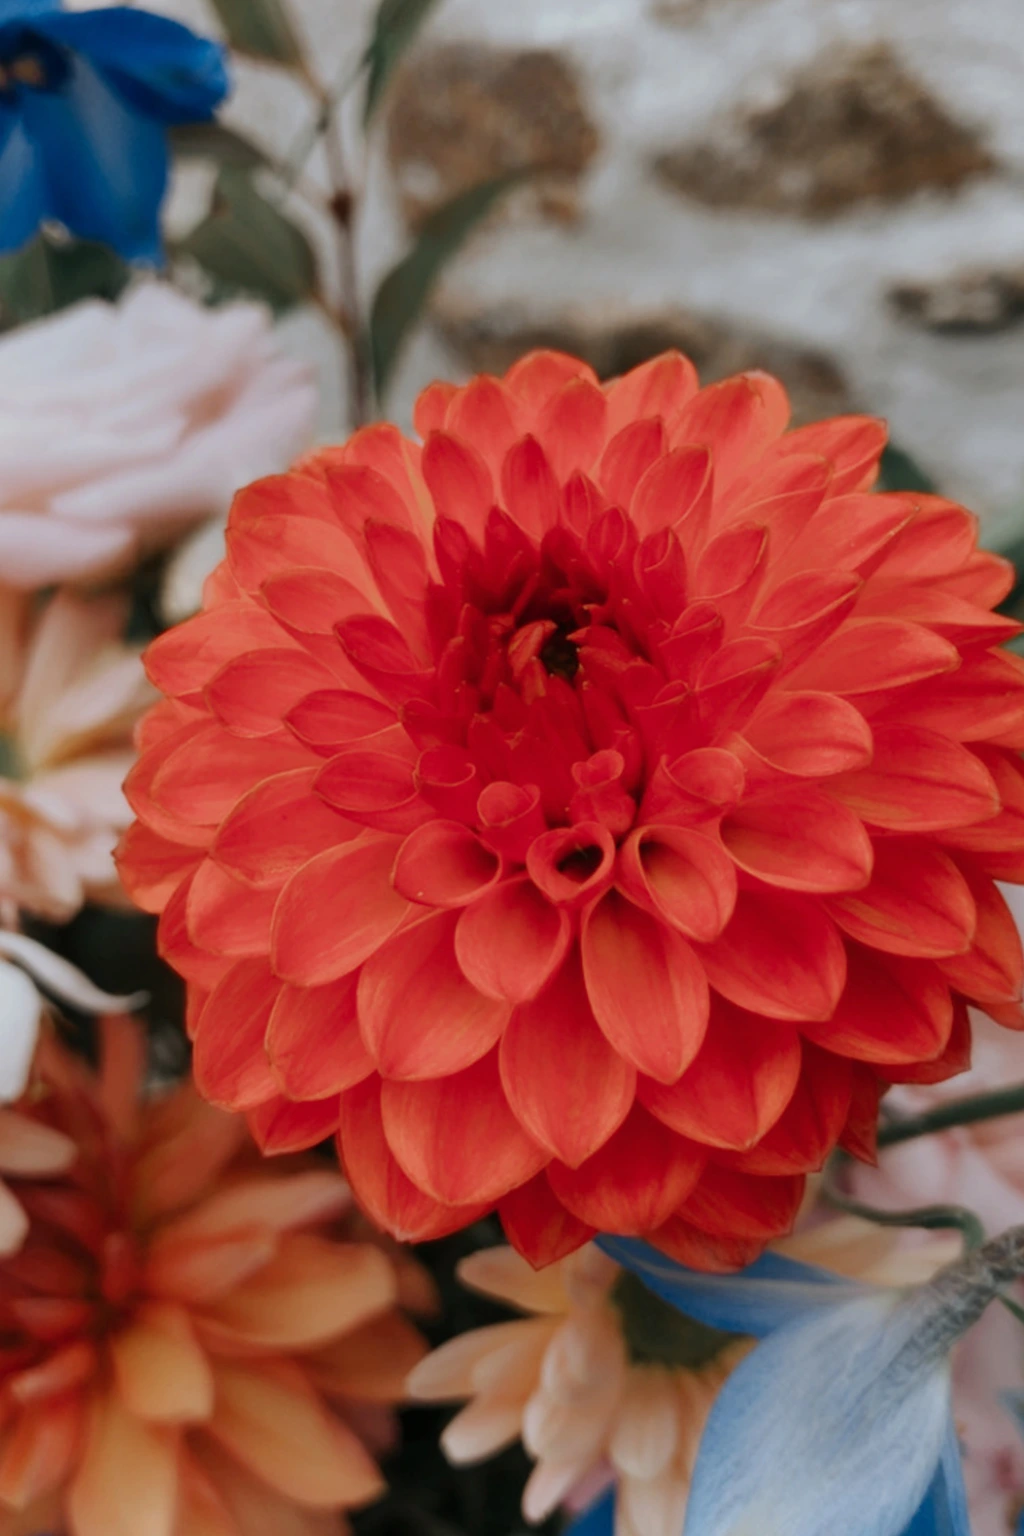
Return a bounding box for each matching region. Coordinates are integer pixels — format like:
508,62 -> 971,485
1,2 -> 1024,1536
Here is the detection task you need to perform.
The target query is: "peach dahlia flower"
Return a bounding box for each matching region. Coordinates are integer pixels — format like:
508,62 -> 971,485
118,348 -> 1024,1271
408,1225 -> 955,1536
0,284 -> 316,588
0,589 -> 152,922
0,1020 -> 427,1536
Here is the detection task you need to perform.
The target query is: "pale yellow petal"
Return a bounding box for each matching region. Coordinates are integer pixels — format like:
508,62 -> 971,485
110,1302 -> 214,1424
440,1393 -> 526,1465
608,1367 -> 679,1480
407,1321 -> 544,1402
457,1246 -> 569,1315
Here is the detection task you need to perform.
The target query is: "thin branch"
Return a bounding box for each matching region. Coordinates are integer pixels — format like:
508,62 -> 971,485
877,1081 -> 1024,1148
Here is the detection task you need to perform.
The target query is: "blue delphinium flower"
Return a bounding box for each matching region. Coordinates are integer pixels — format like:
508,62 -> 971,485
566,1231 -> 1024,1536
0,0 -> 228,260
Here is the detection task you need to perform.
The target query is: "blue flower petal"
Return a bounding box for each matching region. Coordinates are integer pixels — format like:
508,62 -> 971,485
21,55 -> 167,259
568,1491 -> 615,1536
900,1419 -> 969,1536
0,0 -> 59,20
681,1289 -> 954,1536
0,110 -> 47,253
597,1236 -> 865,1338
31,7 -> 228,123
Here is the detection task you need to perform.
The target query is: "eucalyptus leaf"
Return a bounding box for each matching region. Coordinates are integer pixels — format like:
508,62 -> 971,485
878,443 -> 937,495
177,168 -> 317,311
363,0 -> 440,122
205,0 -> 303,64
369,171 -> 522,397
170,121 -> 270,170
0,233 -> 130,330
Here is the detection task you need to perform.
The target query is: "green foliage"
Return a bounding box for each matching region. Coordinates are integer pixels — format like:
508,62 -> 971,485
0,233 -> 130,330
205,0 -> 303,64
877,442 -> 937,495
363,0 -> 440,122
177,168 -> 317,312
369,172 -> 522,398
169,121 -> 271,170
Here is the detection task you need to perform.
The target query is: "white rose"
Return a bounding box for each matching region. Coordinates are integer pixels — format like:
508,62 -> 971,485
0,282 -> 318,588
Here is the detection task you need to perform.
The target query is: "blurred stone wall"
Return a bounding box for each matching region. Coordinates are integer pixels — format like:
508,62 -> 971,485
141,0 -> 1024,532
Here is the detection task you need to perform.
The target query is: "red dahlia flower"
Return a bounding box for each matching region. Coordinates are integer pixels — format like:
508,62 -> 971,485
118,350 -> 1024,1271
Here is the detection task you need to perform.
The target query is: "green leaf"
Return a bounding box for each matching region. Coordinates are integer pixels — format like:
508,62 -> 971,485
205,0 -> 303,64
169,121 -> 271,170
877,442 -> 937,494
363,0 -> 440,122
369,171 -> 522,397
0,233 -> 130,330
177,168 -> 317,311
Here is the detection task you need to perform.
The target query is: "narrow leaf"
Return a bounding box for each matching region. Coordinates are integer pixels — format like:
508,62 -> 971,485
205,0 -> 303,64
369,171 -> 522,397
177,168 -> 317,312
0,234 -> 130,331
170,121 -> 270,170
363,0 -> 440,123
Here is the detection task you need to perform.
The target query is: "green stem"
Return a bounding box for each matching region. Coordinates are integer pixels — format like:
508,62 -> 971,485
877,1081 -> 1024,1148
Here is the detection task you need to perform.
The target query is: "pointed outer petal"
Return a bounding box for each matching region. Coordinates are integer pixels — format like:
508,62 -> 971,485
526,822 -> 616,907
648,1217 -> 765,1272
505,349 -> 599,408
741,691 -> 873,777
670,372 -> 791,488
830,727 -> 999,833
115,822 -> 201,914
631,446 -> 712,539
802,947 -> 952,1065
228,513 -> 365,596
877,650 -> 1024,746
186,859 -> 277,957
501,436 -> 563,539
208,1360 -> 385,1508
788,618 -> 959,697
595,1237 -> 858,1336
455,877 -> 572,1004
191,960 -> 279,1112
421,431 -> 494,542
144,601 -> 296,699
338,1076 -> 489,1241
313,746 -> 430,835
446,375 -> 522,467
721,788 -> 874,894
271,834 -> 410,985
837,1064 -> 883,1160
266,974 -> 373,1098
777,493 -> 913,581
535,377 -> 609,481
721,454 -> 832,551
748,570 -> 861,663
548,1106 -> 705,1233
604,351 -> 699,435
639,1001 -> 801,1150
500,949 -> 636,1166
858,587 -> 1021,651
150,721 -> 311,826
357,908 -> 511,1080
110,1302 -> 214,1424
285,689 -> 396,754
695,637 -> 781,733
581,890 -> 709,1082
476,782 -> 547,861
308,1308 -> 428,1401
938,746 -> 1024,855
363,520 -> 431,655
335,614 -> 433,707
202,1234 -> 395,1349
498,1175 -> 595,1266
456,1242 -> 569,1314
320,457 -> 418,540
698,890 -> 847,1023
945,548 -> 1016,608
715,1042 -> 853,1175
212,768 -> 359,889
125,730 -> 217,850
597,419 -> 666,509
612,825 -> 734,946
775,413 -> 888,494
826,840 -> 976,959
381,1048 -> 548,1206
393,821 -> 502,907
679,1164 -> 804,1240
0,1392 -> 84,1510
246,1094 -> 341,1154
693,522 -> 768,609
881,996 -> 971,1085
67,1395 -> 177,1536
205,650 -> 336,738
678,1295 -> 954,1536
936,862 -> 1023,1003
872,496 -> 978,580
158,875 -> 233,993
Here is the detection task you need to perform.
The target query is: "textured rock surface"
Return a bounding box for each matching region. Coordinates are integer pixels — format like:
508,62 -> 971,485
108,0 -> 1024,533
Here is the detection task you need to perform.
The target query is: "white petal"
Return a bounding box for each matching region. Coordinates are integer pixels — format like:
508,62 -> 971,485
458,1244 -> 570,1315
0,932 -> 146,1015
441,1392 -> 527,1465
608,1367 -> 679,1480
0,959 -> 41,1100
0,1108 -> 76,1174
0,1179 -> 28,1256
522,1457 -> 594,1524
407,1321 -> 543,1401
618,1463 -> 691,1536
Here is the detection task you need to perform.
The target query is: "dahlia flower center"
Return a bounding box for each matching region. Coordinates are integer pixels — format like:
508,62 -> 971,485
611,1272 -> 742,1369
